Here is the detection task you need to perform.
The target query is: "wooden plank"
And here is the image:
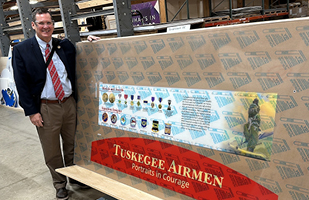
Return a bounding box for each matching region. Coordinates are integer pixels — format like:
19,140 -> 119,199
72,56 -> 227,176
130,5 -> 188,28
132,0 -> 150,4
56,165 -> 162,200
265,0 -> 270,9
204,0 -> 210,17
158,0 -> 167,23
237,0 -> 243,8
76,0 -> 113,9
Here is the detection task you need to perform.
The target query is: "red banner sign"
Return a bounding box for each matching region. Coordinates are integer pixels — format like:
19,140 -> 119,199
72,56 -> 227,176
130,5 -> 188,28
91,137 -> 278,199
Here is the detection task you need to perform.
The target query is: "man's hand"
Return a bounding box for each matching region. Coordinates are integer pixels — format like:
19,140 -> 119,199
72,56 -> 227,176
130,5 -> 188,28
30,113 -> 44,127
87,35 -> 101,42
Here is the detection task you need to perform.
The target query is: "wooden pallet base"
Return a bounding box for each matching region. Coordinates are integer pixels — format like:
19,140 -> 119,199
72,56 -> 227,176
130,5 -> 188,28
56,165 -> 162,200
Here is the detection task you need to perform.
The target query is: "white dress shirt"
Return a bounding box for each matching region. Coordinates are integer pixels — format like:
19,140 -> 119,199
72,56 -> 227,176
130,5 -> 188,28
36,35 -> 72,100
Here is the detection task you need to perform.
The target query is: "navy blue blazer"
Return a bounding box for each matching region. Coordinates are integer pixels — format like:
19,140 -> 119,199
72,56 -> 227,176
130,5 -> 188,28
12,36 -> 76,116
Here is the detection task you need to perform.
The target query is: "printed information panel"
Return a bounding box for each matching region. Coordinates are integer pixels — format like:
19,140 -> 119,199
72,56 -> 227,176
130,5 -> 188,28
98,83 -> 277,160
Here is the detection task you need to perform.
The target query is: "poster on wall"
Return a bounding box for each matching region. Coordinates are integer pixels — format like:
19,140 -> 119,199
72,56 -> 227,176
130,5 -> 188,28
131,1 -> 160,26
98,83 -> 277,161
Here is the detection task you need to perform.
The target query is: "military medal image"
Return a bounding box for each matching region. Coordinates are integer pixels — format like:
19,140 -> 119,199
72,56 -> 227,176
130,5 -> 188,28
111,114 -> 117,124
130,117 -> 137,128
102,93 -> 108,103
124,94 -> 128,105
137,95 -> 141,107
120,115 -> 126,125
158,97 -> 163,110
167,99 -> 172,110
151,96 -> 155,108
143,100 -> 148,111
109,93 -> 115,103
152,120 -> 159,132
164,123 -> 172,135
130,95 -> 134,106
118,93 -> 122,104
102,113 -> 108,122
141,118 -> 147,128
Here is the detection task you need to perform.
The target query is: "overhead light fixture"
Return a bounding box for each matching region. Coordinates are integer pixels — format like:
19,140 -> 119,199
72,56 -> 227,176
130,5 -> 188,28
30,1 -> 38,4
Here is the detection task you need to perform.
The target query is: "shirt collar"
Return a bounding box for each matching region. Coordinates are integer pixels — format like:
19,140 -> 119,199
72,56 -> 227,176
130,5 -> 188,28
35,34 -> 52,49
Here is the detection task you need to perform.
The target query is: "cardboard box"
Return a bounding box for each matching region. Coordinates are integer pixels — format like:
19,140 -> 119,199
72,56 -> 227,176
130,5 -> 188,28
105,15 -> 116,30
75,17 -> 309,199
289,2 -> 301,17
289,2 -> 308,18
301,5 -> 308,16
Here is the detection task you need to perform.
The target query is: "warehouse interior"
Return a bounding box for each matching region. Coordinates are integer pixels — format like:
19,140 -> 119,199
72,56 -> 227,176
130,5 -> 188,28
0,0 -> 308,200
0,0 -> 306,52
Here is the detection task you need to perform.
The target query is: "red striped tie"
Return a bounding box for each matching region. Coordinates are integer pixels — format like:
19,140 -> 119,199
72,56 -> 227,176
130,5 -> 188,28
45,44 -> 65,101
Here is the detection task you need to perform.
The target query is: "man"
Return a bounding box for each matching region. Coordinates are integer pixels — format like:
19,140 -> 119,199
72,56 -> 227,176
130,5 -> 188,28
12,8 -> 86,200
243,98 -> 261,152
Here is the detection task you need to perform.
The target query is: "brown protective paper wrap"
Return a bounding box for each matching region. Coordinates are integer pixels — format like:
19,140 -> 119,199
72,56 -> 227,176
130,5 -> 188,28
74,17 -> 309,199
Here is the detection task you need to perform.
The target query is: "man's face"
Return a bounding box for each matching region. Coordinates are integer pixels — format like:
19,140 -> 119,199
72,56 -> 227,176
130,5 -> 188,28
31,13 -> 54,43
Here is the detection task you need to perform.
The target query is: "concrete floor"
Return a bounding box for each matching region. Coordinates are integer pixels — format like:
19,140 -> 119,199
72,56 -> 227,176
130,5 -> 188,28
0,105 -> 116,200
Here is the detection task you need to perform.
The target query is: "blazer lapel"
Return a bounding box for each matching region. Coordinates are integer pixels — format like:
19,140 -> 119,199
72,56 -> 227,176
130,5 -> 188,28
30,37 -> 46,69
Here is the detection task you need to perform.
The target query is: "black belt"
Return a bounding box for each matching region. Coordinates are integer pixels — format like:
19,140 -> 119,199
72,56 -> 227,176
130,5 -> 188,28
41,95 -> 72,104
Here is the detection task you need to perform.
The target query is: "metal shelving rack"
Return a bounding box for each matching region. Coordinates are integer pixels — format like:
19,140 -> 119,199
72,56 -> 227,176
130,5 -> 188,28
210,0 -> 290,18
0,0 -> 296,56
169,0 -> 290,21
0,0 -> 11,56
0,0 -> 134,56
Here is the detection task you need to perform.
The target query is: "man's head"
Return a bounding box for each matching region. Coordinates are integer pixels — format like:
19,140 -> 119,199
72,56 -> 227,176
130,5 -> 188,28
253,98 -> 259,105
31,8 -> 54,43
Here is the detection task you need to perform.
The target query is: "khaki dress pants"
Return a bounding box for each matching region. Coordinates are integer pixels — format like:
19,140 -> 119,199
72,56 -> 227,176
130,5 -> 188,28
37,96 -> 76,189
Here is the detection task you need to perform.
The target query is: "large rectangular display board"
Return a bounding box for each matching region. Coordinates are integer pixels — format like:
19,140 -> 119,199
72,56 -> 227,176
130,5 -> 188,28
74,17 -> 309,200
